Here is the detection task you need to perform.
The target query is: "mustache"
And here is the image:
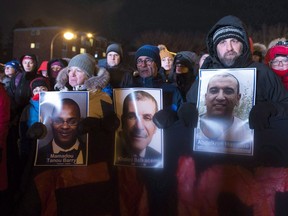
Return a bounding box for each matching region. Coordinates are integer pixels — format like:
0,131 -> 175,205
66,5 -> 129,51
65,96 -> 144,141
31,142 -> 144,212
224,51 -> 237,56
129,128 -> 148,138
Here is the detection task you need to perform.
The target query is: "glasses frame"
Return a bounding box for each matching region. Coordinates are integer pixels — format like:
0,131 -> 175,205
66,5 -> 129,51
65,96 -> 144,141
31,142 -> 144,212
136,58 -> 154,66
270,57 -> 288,67
52,117 -> 79,126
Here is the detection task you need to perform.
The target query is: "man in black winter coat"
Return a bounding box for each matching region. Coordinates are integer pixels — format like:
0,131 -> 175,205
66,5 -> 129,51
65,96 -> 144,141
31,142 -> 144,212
174,15 -> 288,215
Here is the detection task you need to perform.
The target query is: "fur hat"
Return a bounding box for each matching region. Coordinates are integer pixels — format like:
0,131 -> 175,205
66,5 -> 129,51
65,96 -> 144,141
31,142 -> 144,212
135,45 -> 161,69
68,53 -> 95,77
174,51 -> 198,72
213,26 -> 245,46
268,37 -> 287,49
30,77 -> 50,92
253,43 -> 267,57
106,43 -> 123,60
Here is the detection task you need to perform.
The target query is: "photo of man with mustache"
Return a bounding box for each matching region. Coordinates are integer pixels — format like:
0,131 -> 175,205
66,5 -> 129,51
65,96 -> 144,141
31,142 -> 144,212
115,90 -> 162,167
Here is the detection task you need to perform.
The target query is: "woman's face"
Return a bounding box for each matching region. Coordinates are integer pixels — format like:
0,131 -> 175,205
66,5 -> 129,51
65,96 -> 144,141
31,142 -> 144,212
68,66 -> 88,87
270,56 -> 288,71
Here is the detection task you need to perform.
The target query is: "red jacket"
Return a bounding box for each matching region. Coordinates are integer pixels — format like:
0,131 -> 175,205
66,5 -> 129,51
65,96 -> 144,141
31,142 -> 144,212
0,84 -> 10,190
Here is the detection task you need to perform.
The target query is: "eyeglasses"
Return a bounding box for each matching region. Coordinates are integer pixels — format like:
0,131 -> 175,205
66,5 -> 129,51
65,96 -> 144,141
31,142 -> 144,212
276,41 -> 288,46
136,58 -> 154,66
52,118 -> 79,126
270,57 -> 288,66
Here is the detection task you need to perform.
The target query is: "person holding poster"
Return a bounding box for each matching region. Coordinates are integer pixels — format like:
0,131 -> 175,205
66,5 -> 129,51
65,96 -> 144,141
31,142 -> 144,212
173,15 -> 288,215
116,90 -> 161,166
36,98 -> 86,165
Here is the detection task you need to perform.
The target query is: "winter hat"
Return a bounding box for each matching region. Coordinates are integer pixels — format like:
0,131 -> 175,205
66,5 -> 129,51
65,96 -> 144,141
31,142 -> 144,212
30,77 -> 50,92
213,26 -> 245,46
38,61 -> 48,73
265,42 -> 288,64
135,45 -> 161,69
5,60 -> 20,70
174,51 -> 198,71
265,42 -> 288,77
68,53 -> 95,77
51,61 -> 63,68
158,44 -> 175,60
160,49 -> 174,60
106,43 -> 123,60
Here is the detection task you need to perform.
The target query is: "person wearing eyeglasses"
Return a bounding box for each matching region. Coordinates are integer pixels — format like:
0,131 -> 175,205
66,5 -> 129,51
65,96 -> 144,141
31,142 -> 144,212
118,45 -> 184,215
130,44 -> 183,111
265,40 -> 288,90
36,98 -> 86,165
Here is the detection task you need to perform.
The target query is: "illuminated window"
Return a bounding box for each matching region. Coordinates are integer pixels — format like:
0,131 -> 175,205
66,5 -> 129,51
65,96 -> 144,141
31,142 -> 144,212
72,46 -> 76,52
80,48 -> 86,53
31,43 -> 40,49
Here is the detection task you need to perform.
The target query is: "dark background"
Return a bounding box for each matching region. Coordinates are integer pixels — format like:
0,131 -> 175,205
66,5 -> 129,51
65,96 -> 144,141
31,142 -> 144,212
0,0 -> 287,60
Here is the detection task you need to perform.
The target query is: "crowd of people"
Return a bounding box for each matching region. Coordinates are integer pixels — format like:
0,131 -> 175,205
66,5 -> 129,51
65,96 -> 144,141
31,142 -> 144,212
0,15 -> 288,215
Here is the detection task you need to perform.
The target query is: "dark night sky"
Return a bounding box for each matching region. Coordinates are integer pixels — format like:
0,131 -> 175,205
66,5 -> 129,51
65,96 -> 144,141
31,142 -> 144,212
1,0 -> 288,44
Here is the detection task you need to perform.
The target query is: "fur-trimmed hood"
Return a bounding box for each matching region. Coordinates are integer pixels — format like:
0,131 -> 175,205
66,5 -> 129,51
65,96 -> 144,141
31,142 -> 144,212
54,66 -> 110,91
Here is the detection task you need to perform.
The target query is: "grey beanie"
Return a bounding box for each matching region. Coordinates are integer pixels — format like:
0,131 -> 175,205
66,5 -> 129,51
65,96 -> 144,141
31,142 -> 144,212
106,43 -> 123,60
68,53 -> 95,77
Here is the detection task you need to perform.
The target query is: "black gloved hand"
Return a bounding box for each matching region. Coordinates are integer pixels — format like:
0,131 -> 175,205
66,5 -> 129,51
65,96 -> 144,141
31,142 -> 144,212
102,112 -> 120,132
177,103 -> 198,128
153,109 -> 178,129
249,101 -> 278,130
78,113 -> 120,134
78,117 -> 101,135
26,122 -> 47,139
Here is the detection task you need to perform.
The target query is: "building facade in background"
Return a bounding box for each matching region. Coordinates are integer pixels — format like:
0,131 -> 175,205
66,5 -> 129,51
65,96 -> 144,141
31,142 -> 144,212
13,26 -> 108,63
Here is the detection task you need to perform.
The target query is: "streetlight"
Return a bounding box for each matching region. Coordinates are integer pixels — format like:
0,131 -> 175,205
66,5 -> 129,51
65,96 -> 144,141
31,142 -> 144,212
50,31 -> 75,59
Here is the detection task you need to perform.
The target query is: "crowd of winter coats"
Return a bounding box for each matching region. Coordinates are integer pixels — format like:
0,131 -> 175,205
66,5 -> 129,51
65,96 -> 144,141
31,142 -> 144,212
0,15 -> 288,216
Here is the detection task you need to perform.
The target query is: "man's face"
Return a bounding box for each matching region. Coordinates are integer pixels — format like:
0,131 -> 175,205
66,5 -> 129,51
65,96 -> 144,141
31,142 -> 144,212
51,103 -> 80,149
22,59 -> 36,72
68,66 -> 89,87
123,98 -> 157,154
216,38 -> 243,67
107,51 -> 121,67
205,76 -> 241,118
136,56 -> 158,78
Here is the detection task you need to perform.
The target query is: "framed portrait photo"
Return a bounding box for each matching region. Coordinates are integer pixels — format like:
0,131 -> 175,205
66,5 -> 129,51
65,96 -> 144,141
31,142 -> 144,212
34,91 -> 89,166
193,68 -> 256,156
113,88 -> 164,168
